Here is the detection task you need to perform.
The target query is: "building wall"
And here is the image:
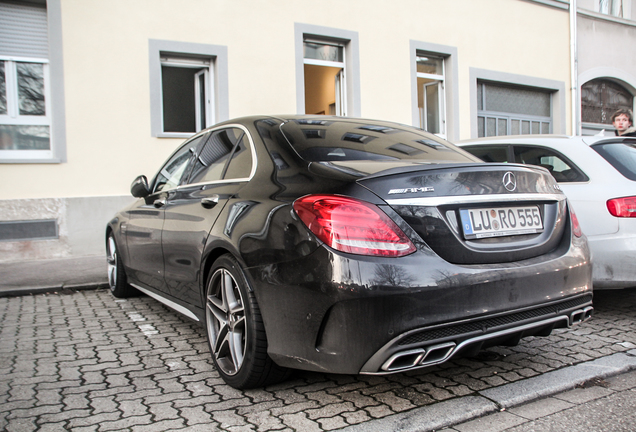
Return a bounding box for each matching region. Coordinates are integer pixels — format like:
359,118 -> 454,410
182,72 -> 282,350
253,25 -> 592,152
0,0 -> 572,261
0,196 -> 134,261
575,1 -> 636,134
578,16 -> 636,89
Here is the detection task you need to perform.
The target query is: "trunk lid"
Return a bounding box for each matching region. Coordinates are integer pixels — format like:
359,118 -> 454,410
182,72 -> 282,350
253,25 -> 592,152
358,163 -> 569,264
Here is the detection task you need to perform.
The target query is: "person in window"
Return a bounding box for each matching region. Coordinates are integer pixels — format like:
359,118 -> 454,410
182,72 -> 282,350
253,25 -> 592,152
611,109 -> 636,137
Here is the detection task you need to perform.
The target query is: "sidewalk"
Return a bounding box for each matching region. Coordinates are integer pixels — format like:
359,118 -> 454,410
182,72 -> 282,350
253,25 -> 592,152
338,350 -> 636,432
443,367 -> 636,431
0,255 -> 108,297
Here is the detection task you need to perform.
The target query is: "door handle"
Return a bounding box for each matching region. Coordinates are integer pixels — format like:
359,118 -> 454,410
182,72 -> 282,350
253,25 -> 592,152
153,198 -> 166,208
201,195 -> 220,209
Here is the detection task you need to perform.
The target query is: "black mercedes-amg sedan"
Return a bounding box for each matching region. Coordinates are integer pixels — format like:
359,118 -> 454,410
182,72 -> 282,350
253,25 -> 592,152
106,115 -> 593,389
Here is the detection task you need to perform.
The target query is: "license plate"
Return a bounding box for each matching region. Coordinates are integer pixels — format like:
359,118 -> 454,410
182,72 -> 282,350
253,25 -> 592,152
459,206 -> 543,239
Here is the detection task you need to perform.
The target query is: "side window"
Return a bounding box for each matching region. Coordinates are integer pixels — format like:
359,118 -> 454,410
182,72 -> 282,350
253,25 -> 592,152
592,142 -> 636,181
223,129 -> 253,179
188,127 -> 252,184
153,135 -> 205,193
513,146 -> 588,183
463,145 -> 510,163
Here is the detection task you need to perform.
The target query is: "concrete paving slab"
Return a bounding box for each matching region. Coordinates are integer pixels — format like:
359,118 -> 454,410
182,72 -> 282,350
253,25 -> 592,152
453,411 -> 526,432
553,385 -> 614,404
604,368 -> 636,391
507,397 -> 574,420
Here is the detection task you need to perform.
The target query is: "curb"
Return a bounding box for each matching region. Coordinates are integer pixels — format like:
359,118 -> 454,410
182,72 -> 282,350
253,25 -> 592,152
337,350 -> 636,432
0,282 -> 108,298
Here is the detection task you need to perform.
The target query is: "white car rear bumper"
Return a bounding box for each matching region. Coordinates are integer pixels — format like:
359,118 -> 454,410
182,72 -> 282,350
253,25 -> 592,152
588,231 -> 636,289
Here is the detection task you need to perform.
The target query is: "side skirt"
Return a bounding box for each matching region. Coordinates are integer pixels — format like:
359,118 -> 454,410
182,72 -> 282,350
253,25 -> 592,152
130,283 -> 200,322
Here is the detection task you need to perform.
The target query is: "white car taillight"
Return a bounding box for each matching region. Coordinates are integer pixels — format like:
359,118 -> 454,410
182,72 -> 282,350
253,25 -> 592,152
607,196 -> 636,218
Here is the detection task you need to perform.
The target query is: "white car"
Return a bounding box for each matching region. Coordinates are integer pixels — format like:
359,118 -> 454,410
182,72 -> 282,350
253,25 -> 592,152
458,135 -> 636,289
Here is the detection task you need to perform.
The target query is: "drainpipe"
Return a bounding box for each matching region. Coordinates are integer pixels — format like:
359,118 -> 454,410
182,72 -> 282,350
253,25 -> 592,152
570,0 -> 579,135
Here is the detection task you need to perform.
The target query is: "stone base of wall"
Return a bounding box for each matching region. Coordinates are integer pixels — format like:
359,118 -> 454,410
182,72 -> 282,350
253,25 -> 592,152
0,195 -> 135,262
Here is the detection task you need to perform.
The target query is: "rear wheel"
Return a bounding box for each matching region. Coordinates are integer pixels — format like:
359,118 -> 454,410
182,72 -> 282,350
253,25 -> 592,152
205,254 -> 289,389
106,234 -> 137,298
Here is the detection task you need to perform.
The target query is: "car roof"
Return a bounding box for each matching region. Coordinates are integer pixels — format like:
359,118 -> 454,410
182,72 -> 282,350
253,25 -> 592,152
457,134 -> 636,147
209,114 -> 418,127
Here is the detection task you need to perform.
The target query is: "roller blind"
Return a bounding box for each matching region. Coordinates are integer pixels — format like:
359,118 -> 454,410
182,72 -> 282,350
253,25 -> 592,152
0,2 -> 48,58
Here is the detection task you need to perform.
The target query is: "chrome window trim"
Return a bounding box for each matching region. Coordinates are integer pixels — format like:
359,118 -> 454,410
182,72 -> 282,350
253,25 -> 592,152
150,123 -> 257,194
179,123 -> 257,189
386,193 -> 565,207
149,129 -> 211,194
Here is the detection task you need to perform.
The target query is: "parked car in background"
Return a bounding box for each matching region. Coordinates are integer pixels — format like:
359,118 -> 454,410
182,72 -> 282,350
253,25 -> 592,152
459,135 -> 636,289
106,116 -> 592,389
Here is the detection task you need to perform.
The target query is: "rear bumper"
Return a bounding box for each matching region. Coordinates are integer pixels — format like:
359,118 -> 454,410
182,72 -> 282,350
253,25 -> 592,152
247,233 -> 592,375
360,296 -> 592,374
588,231 -> 636,288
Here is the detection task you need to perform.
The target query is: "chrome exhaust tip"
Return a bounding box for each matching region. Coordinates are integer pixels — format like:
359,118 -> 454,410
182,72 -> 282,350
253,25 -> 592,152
570,306 -> 593,325
381,342 -> 456,372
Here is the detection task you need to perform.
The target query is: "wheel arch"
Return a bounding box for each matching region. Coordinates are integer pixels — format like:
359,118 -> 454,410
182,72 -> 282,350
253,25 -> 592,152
105,225 -> 113,246
200,245 -> 250,302
105,218 -> 129,267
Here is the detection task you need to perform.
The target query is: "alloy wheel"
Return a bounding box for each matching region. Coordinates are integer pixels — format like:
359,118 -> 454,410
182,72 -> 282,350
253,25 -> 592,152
106,236 -> 118,290
206,268 -> 247,376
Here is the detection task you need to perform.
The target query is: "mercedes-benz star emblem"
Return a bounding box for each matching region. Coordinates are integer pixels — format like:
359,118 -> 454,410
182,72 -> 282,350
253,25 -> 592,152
503,171 -> 517,192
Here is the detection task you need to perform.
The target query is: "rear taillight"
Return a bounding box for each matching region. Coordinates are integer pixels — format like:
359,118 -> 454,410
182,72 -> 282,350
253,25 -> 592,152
607,196 -> 636,218
571,208 -> 582,238
293,195 -> 416,257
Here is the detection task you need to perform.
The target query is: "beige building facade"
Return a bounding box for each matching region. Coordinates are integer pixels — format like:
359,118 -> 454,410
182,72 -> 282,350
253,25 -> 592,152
0,0 -> 633,262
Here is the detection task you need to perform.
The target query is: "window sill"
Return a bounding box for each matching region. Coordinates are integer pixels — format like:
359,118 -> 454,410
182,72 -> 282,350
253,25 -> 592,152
0,158 -> 62,164
154,132 -> 196,139
578,9 -> 636,26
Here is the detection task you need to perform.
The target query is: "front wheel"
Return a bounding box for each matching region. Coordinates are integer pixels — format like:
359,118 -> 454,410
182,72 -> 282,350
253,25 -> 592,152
106,233 -> 137,298
205,254 -> 289,389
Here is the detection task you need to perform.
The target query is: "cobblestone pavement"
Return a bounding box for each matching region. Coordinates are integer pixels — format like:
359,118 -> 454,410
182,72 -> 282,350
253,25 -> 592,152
1,288 -> 635,432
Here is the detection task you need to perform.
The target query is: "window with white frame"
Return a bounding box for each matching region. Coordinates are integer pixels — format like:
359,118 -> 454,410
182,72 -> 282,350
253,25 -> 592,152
149,40 -> 228,139
0,1 -> 53,161
160,55 -> 213,134
477,81 -> 552,137
416,54 -> 446,137
303,39 -> 346,116
599,0 -> 624,17
0,58 -> 51,157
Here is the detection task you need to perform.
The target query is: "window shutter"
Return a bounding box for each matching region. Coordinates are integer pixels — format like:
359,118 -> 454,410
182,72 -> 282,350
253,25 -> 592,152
0,2 -> 48,58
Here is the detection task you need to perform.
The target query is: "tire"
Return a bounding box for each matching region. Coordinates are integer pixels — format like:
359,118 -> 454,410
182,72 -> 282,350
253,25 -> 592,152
205,254 -> 290,389
106,234 -> 137,298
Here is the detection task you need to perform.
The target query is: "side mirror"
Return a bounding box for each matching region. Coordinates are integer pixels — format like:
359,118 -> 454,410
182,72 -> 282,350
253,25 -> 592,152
130,175 -> 150,198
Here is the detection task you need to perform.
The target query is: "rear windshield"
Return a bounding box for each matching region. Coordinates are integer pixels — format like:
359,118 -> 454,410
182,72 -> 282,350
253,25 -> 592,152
592,142 -> 636,181
280,119 -> 479,163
